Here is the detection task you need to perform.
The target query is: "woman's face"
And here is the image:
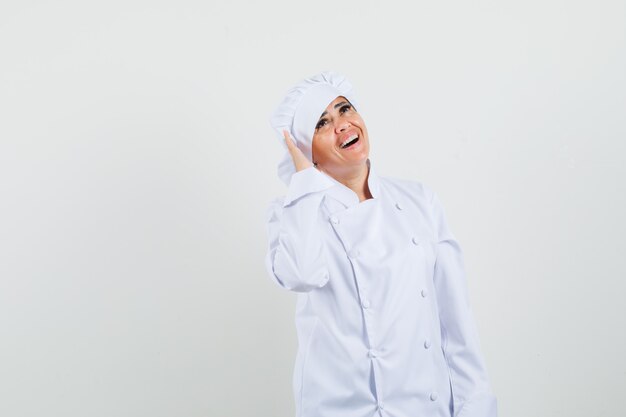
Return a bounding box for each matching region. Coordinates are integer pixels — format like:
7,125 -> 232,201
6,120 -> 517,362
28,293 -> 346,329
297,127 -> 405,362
311,96 -> 370,174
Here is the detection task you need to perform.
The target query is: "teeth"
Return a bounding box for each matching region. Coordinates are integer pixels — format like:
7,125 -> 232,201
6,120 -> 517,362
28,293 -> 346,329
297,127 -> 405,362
341,134 -> 359,148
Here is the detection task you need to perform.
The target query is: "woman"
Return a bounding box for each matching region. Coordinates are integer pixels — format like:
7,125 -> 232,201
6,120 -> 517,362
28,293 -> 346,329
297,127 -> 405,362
265,71 -> 498,417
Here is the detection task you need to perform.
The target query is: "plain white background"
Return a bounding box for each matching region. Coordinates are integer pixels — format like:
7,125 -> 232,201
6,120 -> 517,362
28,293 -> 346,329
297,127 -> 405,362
1,1 -> 624,416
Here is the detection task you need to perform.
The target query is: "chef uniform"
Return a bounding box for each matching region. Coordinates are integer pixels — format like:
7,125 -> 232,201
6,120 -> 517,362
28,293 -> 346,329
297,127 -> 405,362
265,71 -> 498,417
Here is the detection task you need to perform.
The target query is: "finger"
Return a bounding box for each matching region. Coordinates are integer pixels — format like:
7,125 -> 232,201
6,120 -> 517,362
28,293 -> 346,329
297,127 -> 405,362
283,130 -> 293,148
283,130 -> 299,157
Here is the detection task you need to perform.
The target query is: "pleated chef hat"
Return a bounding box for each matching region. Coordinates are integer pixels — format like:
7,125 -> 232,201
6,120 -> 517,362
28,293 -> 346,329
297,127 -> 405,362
269,70 -> 358,186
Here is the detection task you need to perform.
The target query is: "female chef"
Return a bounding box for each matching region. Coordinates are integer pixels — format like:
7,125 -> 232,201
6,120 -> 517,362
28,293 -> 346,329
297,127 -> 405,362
265,71 -> 498,417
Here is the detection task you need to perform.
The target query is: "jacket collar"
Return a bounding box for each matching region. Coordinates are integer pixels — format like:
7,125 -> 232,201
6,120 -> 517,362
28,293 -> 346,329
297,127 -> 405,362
324,158 -> 381,208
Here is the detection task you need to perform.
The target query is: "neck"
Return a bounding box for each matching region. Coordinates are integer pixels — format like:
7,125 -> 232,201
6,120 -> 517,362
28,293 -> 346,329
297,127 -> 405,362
332,161 -> 372,202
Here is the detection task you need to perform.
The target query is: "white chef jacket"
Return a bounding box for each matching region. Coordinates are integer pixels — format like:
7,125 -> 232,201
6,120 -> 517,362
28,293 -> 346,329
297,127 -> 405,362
264,159 -> 497,417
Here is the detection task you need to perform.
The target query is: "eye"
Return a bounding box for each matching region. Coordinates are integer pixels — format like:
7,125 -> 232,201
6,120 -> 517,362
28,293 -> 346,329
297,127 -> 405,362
315,104 -> 352,130
315,118 -> 328,130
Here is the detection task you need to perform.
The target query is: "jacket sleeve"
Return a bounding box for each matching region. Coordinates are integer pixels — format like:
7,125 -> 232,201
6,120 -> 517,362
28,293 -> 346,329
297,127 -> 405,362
264,166 -> 336,293
429,189 -> 498,417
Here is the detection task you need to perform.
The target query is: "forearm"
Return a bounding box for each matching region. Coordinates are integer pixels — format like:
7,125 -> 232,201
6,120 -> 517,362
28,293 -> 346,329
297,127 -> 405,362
264,167 -> 335,292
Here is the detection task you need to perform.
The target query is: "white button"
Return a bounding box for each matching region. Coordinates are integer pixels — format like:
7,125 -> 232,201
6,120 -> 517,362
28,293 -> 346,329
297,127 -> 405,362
377,401 -> 384,410
361,299 -> 370,309
348,249 -> 360,259
421,289 -> 428,298
368,349 -> 377,358
395,202 -> 403,210
329,216 -> 339,224
424,338 -> 431,349
430,391 -> 438,401
412,236 -> 420,245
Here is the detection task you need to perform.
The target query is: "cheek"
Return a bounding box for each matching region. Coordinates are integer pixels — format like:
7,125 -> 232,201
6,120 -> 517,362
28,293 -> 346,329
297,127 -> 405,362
312,134 -> 335,158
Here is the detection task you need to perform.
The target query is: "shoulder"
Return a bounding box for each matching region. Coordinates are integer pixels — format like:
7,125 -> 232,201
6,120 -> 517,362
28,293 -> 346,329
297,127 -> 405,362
379,174 -> 436,206
265,195 -> 286,220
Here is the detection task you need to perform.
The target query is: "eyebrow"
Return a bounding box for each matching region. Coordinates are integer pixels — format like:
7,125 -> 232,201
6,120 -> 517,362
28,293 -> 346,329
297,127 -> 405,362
318,101 -> 350,120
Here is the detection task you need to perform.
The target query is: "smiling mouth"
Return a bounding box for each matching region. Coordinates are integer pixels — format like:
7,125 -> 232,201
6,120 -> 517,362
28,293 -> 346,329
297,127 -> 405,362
340,134 -> 359,149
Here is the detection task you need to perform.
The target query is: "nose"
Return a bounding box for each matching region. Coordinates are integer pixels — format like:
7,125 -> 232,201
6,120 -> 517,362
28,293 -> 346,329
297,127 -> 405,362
336,120 -> 351,133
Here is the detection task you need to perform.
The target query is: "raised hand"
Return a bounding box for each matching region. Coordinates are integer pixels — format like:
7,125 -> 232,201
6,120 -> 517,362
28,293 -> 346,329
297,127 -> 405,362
283,130 -> 314,173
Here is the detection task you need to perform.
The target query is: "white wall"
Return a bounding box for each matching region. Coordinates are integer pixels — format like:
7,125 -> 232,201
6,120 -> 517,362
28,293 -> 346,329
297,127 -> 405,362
1,1 -> 624,416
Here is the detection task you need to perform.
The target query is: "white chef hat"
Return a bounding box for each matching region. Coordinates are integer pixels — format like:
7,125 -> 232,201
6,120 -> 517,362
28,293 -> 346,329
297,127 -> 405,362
269,70 -> 359,186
